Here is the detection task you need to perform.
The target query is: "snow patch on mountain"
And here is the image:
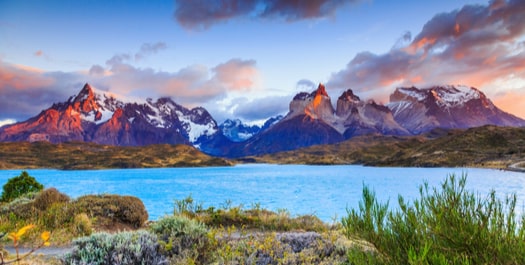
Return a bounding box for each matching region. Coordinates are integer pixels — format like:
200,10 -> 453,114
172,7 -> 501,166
176,110 -> 217,143
437,85 -> 481,107
220,115 -> 283,142
395,85 -> 481,108
220,119 -> 260,142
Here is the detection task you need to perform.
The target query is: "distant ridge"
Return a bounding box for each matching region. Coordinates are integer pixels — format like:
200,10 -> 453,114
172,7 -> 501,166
388,85 -> 525,134
1,83 -> 524,158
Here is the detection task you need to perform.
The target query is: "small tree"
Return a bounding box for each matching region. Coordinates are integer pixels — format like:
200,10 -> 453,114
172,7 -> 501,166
0,171 -> 43,202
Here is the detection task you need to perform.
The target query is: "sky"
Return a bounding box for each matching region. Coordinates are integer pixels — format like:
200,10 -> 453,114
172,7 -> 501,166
1,0 -> 524,127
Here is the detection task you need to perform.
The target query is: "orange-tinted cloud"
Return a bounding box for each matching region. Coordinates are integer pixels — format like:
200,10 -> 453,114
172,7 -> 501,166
213,59 -> 259,90
493,91 -> 525,119
0,60 -> 77,121
328,0 -> 525,119
0,61 -> 52,90
0,51 -> 263,123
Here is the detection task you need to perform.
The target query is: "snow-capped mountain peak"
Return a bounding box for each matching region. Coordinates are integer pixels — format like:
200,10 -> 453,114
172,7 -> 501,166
219,118 -> 260,142
394,85 -> 482,108
0,83 -> 226,151
388,85 -> 525,134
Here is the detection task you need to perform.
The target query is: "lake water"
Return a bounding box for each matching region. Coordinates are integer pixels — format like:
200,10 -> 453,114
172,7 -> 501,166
1,165 -> 524,222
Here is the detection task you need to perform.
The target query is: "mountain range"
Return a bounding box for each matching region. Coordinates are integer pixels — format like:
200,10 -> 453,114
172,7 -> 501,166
1,83 -> 524,157
220,115 -> 283,142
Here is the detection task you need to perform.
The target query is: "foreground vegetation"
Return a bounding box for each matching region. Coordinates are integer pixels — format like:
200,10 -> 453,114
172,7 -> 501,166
0,141 -> 232,169
344,174 -> 525,264
256,125 -> 525,169
2,171 -> 525,264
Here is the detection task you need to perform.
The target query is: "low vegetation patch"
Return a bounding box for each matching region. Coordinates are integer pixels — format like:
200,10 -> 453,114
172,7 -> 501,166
173,195 -> 329,232
0,141 -> 233,169
0,172 -> 149,246
75,194 -> 148,229
343,174 -> 525,264
62,230 -> 167,265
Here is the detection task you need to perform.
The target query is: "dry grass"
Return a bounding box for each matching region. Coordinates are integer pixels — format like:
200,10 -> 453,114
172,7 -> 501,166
0,142 -> 232,169
255,125 -> 525,169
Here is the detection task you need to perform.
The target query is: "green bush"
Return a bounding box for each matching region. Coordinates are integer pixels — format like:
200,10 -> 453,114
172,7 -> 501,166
75,194 -> 148,228
173,195 -> 328,232
150,215 -> 207,238
33,187 -> 70,210
150,215 -> 211,264
62,230 -> 167,265
0,171 -> 43,202
343,174 -> 525,264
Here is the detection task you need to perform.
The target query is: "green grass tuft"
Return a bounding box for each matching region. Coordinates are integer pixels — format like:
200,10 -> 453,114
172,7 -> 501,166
343,174 -> 525,264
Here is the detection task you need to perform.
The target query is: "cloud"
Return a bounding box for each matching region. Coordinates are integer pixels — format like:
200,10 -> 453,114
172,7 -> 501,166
213,59 -> 259,90
493,90 -> 525,119
33,50 -> 53,61
173,0 -> 358,30
0,59 -> 81,121
135,42 -> 167,61
95,57 -> 260,106
105,42 -> 167,67
328,0 -> 525,104
0,51 -> 262,123
296,79 -> 316,91
225,95 -> 290,122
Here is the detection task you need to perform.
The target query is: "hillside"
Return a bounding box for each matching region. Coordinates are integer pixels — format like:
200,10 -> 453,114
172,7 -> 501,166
253,126 -> 525,169
0,142 -> 232,169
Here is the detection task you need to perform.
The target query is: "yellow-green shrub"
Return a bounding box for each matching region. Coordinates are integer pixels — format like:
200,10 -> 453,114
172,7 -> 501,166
75,194 -> 148,228
73,213 -> 92,236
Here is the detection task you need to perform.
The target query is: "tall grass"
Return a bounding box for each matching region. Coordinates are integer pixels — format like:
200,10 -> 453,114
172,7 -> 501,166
343,174 -> 525,264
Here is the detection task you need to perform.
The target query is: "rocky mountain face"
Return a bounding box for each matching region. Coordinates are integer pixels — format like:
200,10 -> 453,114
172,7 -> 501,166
1,83 -> 523,158
0,83 -> 230,154
227,84 -> 409,157
387,85 -> 525,134
219,115 -> 283,143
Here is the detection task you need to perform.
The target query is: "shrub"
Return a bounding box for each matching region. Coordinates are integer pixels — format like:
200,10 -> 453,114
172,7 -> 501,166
73,213 -> 93,236
75,194 -> 148,228
33,187 -> 70,211
62,230 -> 167,265
213,231 -> 346,265
41,201 -> 75,229
342,174 -> 525,264
172,195 -> 328,232
150,215 -> 211,264
150,215 -> 207,239
0,199 -> 38,224
1,171 -> 43,202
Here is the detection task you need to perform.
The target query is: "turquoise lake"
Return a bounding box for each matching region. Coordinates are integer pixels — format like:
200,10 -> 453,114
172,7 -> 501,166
1,165 -> 524,222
